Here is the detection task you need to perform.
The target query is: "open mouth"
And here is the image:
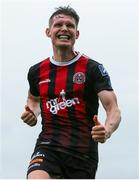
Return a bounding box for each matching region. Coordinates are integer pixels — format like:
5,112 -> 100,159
57,35 -> 70,40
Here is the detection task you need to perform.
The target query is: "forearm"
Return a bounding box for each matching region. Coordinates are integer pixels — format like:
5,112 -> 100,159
105,107 -> 121,138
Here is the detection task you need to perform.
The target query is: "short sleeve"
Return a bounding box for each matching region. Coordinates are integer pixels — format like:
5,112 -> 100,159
27,66 -> 40,97
92,63 -> 113,93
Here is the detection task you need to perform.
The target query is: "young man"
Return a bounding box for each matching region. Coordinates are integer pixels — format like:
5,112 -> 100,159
21,6 -> 121,179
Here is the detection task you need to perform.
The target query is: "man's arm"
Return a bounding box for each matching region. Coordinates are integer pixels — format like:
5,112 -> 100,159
21,91 -> 41,127
91,90 -> 121,143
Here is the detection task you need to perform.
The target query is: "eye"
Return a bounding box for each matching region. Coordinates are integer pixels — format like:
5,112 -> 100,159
67,24 -> 75,28
54,23 -> 62,27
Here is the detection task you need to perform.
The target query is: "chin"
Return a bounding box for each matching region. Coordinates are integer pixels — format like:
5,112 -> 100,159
56,43 -> 72,49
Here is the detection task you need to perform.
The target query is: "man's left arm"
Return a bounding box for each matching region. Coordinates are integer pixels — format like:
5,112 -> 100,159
91,90 -> 121,143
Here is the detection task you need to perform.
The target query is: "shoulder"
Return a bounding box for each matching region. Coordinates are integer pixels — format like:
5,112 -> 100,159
81,54 -> 100,68
81,55 -> 102,76
84,55 -> 109,76
28,57 -> 50,74
82,55 -> 111,81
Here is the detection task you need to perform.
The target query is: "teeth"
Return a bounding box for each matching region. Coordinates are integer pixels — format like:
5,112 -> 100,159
58,35 -> 69,40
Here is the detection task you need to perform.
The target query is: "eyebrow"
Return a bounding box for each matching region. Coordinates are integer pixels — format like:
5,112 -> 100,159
50,15 -> 76,27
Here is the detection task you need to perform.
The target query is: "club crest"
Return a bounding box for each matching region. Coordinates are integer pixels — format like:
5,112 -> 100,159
73,72 -> 86,84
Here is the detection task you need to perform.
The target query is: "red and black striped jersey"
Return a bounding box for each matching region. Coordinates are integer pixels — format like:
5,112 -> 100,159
28,53 -> 113,160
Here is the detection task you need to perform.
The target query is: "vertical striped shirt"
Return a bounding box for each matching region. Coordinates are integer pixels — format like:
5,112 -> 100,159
28,52 -> 113,160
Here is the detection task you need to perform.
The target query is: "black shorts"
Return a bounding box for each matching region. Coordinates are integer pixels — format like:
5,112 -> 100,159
27,146 -> 98,179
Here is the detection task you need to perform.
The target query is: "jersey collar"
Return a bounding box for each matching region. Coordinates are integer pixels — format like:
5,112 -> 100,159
50,52 -> 82,66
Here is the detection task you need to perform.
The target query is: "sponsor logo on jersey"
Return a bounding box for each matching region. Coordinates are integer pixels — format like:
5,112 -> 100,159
31,151 -> 45,160
98,64 -> 109,77
46,89 -> 80,114
39,78 -> 51,84
73,72 -> 86,84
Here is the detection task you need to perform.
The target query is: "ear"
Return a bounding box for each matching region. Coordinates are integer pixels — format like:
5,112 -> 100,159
45,28 -> 51,37
76,30 -> 80,39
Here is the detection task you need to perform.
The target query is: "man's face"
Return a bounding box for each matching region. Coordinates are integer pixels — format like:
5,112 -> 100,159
46,14 -> 79,49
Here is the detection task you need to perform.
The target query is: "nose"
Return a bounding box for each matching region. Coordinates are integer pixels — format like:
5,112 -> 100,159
61,24 -> 68,31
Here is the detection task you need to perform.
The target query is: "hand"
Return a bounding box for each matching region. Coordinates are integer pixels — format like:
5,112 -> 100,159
21,105 -> 37,127
91,115 -> 109,143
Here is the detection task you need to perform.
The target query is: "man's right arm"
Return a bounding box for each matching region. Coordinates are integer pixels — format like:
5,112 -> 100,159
21,91 -> 41,127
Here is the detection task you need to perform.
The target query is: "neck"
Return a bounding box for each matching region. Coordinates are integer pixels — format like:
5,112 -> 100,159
53,47 -> 77,62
